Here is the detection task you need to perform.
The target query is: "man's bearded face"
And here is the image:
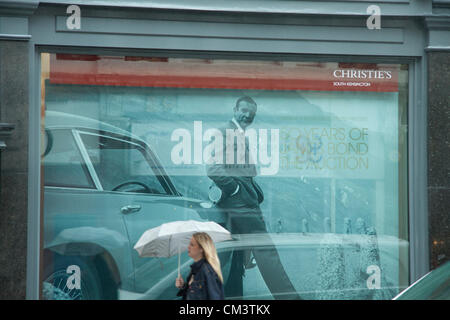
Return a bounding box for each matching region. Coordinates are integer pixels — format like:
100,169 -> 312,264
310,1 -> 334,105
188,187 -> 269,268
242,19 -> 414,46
234,101 -> 257,129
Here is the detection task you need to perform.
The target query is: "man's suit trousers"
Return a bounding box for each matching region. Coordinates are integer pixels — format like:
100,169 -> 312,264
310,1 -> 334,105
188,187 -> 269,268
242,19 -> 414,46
224,208 -> 301,300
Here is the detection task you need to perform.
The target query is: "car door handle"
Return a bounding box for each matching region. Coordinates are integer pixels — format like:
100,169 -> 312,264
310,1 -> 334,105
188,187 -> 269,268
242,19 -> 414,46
121,205 -> 142,215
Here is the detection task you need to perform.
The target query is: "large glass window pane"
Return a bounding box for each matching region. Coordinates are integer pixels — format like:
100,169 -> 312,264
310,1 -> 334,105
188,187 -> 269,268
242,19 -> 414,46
40,53 -> 409,300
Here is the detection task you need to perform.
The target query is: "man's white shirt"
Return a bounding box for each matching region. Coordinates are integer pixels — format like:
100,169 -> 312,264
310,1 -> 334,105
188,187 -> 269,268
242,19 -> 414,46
230,117 -> 243,196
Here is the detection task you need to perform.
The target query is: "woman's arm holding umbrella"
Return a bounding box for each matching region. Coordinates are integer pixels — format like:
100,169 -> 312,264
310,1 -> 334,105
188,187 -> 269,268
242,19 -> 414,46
175,276 -> 185,289
175,275 -> 188,298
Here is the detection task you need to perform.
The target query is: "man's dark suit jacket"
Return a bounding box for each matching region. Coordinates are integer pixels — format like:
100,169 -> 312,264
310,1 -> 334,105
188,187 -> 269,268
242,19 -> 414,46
206,120 -> 264,210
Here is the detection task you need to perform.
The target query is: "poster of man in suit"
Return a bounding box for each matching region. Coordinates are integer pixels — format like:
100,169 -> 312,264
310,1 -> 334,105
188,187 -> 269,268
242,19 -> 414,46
206,96 -> 301,300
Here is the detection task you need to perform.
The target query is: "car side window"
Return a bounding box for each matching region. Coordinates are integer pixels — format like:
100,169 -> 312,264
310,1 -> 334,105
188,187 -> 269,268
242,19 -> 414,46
79,132 -> 168,195
44,129 -> 95,188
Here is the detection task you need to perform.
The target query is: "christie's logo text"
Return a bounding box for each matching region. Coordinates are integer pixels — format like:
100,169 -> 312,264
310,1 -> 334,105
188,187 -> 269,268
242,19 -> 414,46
333,69 -> 392,80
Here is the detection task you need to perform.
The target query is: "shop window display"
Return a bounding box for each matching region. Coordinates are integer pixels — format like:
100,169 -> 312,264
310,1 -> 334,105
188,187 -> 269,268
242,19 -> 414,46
40,53 -> 409,300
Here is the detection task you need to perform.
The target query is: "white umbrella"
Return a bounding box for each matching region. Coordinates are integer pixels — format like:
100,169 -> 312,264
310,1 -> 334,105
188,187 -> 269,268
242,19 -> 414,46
133,220 -> 232,277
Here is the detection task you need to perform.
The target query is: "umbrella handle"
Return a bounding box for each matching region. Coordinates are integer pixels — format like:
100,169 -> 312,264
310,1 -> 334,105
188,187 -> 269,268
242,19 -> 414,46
178,246 -> 181,278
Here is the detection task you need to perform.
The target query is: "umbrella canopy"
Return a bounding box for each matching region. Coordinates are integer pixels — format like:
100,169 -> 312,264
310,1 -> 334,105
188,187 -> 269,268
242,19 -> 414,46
133,220 -> 232,258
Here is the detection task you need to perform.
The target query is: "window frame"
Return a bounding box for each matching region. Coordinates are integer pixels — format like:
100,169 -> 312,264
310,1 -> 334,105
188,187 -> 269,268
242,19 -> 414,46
25,8 -> 428,297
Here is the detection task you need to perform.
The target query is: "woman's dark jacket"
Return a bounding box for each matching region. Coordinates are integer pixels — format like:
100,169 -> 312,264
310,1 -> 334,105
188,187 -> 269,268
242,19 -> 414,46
177,258 -> 225,300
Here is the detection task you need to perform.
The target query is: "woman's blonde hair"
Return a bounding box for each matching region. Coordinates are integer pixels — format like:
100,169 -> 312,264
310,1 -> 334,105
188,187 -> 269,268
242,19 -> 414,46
193,232 -> 223,283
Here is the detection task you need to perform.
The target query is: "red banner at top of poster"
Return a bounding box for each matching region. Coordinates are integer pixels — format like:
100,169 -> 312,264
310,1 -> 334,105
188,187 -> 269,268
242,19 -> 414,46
49,54 -> 399,92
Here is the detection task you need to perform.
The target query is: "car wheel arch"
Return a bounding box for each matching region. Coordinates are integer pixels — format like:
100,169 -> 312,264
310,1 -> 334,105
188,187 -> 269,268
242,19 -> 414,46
43,243 -> 121,294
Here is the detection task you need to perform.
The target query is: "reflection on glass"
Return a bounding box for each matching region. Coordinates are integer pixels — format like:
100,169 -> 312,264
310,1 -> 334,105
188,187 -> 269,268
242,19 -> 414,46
41,53 -> 409,300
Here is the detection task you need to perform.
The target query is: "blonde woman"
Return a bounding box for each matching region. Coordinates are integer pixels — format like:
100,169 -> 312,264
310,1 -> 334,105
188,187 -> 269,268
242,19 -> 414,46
175,232 -> 225,300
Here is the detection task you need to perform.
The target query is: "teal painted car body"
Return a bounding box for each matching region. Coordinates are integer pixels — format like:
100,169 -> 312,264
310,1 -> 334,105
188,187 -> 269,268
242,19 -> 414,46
43,111 -> 227,297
